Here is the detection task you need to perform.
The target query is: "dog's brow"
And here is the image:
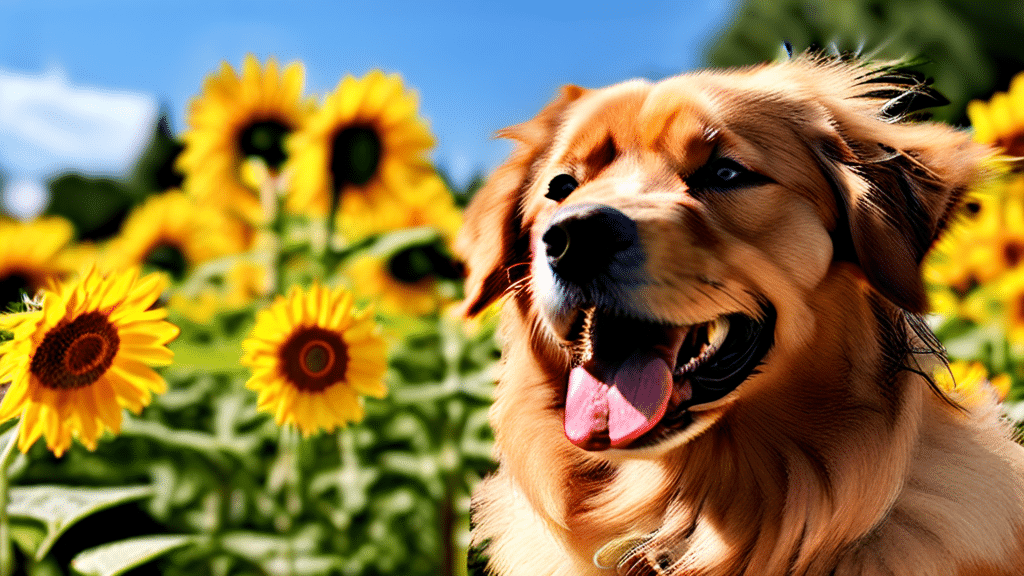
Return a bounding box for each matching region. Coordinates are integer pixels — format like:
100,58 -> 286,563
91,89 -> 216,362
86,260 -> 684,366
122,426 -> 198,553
638,85 -> 715,172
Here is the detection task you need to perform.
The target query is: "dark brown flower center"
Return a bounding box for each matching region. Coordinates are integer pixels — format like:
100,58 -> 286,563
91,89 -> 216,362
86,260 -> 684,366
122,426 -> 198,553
144,242 -> 188,281
387,244 -> 463,284
951,273 -> 980,299
280,326 -> 349,392
1004,241 -> 1024,269
239,120 -> 291,170
1000,133 -> 1024,159
30,311 -> 120,390
330,126 -> 382,191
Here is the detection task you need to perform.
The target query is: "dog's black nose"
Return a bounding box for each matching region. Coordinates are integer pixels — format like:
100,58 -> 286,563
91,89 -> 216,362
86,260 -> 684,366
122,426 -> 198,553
543,203 -> 640,283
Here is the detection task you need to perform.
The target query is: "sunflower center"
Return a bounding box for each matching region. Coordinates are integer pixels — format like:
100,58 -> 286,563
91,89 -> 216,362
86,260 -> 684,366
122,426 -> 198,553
0,272 -> 32,311
239,120 -> 290,169
280,326 -> 349,392
30,311 -> 120,390
65,333 -> 108,376
330,126 -> 382,189
1004,241 -> 1024,268
1001,134 -> 1024,158
388,246 -> 434,284
300,340 -> 335,377
387,244 -> 462,284
145,243 -> 188,281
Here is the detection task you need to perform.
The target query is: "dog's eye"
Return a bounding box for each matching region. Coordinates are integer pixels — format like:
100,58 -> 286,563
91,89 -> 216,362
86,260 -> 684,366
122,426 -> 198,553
546,174 -> 579,202
687,158 -> 768,192
715,164 -> 742,182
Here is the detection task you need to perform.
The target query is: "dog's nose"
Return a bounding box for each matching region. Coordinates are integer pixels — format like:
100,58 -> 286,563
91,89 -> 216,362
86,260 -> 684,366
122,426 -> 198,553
542,203 -> 640,283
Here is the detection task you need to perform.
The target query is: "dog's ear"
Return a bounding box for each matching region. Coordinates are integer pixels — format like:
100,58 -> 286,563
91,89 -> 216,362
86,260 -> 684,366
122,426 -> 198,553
456,85 -> 585,316
817,67 -> 991,314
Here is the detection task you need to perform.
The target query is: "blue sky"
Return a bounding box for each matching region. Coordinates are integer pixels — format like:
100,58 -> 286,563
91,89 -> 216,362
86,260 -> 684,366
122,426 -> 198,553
0,0 -> 739,216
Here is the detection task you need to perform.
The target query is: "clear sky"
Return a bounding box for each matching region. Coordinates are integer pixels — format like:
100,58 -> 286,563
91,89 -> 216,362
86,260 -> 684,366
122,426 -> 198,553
0,0 -> 739,216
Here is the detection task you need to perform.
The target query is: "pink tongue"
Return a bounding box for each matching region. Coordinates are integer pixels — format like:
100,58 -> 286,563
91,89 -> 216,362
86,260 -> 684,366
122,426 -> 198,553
564,350 -> 673,449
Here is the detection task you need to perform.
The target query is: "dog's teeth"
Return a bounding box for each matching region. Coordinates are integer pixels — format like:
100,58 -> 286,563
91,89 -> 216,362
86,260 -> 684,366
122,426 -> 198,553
674,317 -> 730,376
706,317 -> 729,356
570,307 -> 596,366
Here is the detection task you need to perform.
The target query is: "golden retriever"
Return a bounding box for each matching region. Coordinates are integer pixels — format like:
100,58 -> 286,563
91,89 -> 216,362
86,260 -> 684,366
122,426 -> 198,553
456,53 -> 1024,576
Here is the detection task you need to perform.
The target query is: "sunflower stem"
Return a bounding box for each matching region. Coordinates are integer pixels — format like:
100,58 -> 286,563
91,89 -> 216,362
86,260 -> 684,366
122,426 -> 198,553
336,427 -> 355,509
252,158 -> 288,298
0,421 -> 22,576
440,473 -> 457,576
275,426 -> 301,576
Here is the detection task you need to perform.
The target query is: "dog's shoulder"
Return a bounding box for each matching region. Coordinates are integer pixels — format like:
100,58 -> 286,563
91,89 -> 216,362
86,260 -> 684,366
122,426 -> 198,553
836,389 -> 1024,575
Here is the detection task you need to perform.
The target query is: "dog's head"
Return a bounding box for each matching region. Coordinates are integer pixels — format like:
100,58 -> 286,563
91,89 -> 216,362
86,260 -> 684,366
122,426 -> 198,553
458,55 -> 987,455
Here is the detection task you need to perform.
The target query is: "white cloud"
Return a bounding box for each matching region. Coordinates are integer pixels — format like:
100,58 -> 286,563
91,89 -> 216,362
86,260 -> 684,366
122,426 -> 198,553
2,178 -> 48,220
0,67 -> 158,179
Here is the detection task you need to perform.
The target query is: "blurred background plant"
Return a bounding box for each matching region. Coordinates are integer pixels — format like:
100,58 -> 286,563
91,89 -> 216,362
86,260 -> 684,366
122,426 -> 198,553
0,1 -> 1023,575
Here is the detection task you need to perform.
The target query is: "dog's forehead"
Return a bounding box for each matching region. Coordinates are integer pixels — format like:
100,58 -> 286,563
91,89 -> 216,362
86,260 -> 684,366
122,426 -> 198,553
553,77 -> 718,170
551,69 -> 826,173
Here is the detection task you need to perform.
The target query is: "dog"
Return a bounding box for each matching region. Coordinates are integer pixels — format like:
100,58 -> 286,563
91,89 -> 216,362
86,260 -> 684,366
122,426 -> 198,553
456,53 -> 1024,576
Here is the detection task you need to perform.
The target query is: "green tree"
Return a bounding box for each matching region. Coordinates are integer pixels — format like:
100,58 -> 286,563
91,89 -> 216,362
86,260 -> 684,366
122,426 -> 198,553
129,109 -> 184,196
706,0 -> 1024,124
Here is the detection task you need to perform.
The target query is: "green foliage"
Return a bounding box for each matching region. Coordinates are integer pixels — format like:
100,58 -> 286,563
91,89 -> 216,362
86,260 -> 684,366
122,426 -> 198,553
127,111 -> 184,196
43,174 -> 134,242
706,0 -> 1024,124
436,167 -> 487,208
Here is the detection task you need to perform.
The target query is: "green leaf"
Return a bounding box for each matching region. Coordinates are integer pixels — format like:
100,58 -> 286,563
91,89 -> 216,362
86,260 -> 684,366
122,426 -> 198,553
8,520 -> 45,557
7,485 -> 153,560
71,534 -> 196,576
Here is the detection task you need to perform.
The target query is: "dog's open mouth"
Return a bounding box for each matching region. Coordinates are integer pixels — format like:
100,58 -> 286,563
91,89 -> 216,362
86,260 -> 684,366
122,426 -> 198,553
562,305 -> 775,450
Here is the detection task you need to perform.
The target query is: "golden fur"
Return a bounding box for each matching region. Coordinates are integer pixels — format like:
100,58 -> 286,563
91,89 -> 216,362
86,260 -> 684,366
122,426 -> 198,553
457,55 -> 1024,576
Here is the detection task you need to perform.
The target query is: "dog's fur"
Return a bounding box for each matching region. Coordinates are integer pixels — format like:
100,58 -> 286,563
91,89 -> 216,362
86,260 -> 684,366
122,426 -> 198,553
457,54 -> 1024,576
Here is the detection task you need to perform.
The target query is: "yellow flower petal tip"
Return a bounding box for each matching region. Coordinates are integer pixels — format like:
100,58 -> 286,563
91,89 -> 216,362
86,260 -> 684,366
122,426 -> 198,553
934,361 -> 1011,405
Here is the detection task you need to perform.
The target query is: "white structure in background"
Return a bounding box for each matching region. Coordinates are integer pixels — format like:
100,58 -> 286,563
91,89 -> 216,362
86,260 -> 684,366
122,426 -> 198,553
0,66 -> 158,219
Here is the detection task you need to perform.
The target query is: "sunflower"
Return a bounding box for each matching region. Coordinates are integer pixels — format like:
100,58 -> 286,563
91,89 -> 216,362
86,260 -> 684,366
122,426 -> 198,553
0,267 -> 179,456
0,218 -> 76,312
967,70 -> 1024,157
347,239 -> 463,317
934,361 -> 1012,405
287,70 -> 436,242
178,55 -> 316,224
103,191 -> 249,281
240,284 -> 387,436
924,176 -> 1024,321
989,267 -> 1024,346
